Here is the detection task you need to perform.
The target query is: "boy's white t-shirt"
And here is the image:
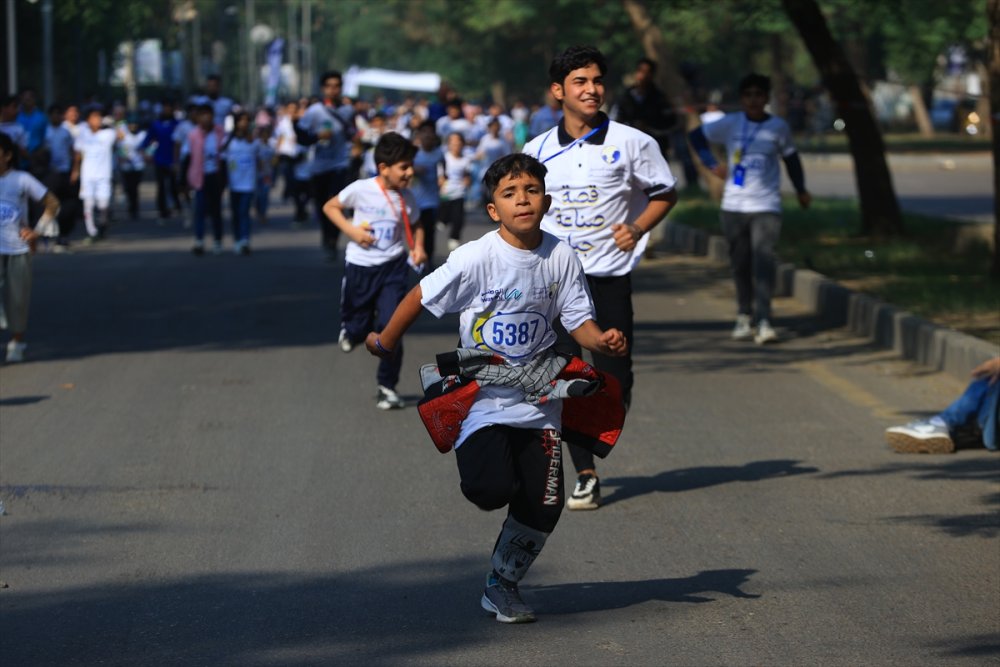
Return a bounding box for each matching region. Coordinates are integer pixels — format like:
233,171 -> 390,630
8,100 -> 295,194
701,112 -> 796,214
337,177 -> 417,267
75,126 -> 117,182
440,152 -> 472,201
523,118 -> 676,277
117,129 -> 147,171
223,137 -> 259,193
0,170 -> 47,255
420,230 -> 595,447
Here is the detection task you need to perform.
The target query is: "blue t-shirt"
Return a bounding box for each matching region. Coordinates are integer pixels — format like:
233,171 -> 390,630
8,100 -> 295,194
140,118 -> 179,167
411,146 -> 444,211
17,109 -> 48,153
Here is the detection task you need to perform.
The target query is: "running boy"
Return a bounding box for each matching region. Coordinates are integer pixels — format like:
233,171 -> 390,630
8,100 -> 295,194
364,153 -> 627,623
0,132 -> 59,362
523,45 -> 678,510
322,132 -> 427,410
71,107 -> 118,244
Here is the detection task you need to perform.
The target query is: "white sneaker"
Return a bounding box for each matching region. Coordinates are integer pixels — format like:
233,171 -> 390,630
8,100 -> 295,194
447,239 -> 461,253
338,329 -> 354,353
754,319 -> 778,345
376,385 -> 404,410
566,473 -> 601,511
5,340 -> 26,363
885,418 -> 955,454
731,314 -> 753,341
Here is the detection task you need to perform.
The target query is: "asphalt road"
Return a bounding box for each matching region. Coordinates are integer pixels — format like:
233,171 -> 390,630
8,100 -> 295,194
1,189 -> 997,666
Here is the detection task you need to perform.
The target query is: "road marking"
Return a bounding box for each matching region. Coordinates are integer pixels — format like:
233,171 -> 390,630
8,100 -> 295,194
792,360 -> 903,421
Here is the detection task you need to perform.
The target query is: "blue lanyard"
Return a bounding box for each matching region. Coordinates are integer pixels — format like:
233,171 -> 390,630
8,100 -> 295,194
738,114 -> 765,163
536,120 -> 609,164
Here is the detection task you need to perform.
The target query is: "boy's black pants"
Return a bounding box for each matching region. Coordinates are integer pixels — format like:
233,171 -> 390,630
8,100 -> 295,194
554,272 -> 634,475
456,425 -> 564,534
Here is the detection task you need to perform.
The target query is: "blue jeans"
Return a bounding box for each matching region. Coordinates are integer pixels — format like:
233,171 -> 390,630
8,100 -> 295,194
229,191 -> 253,243
939,378 -> 999,450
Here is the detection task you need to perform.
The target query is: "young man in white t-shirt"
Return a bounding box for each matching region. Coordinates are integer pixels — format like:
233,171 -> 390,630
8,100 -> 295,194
523,45 -> 678,510
0,132 -> 59,362
71,107 -> 119,243
322,132 -> 427,410
689,73 -> 811,344
363,153 -> 626,623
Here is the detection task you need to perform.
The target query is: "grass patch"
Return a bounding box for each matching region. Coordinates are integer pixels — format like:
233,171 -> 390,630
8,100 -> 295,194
799,132 -> 990,154
668,193 -> 1000,342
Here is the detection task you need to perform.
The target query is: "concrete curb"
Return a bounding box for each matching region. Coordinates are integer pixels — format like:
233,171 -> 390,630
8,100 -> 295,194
659,221 -> 999,382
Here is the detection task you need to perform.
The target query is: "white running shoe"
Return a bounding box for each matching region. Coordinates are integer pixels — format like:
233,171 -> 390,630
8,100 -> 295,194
731,314 -> 753,341
754,319 -> 778,345
376,385 -> 404,410
5,340 -> 26,363
338,329 -> 354,353
885,418 -> 955,454
566,473 -> 601,510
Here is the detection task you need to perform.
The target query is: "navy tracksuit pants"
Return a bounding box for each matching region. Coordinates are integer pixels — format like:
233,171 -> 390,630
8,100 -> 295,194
340,254 -> 409,389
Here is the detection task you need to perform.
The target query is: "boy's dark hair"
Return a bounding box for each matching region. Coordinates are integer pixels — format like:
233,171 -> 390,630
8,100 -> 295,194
48,103 -> 63,114
374,132 -> 417,167
739,73 -> 771,95
206,74 -> 222,83
637,57 -> 657,73
196,103 -> 214,116
549,45 -> 607,85
0,131 -> 14,157
86,106 -> 104,118
320,70 -> 342,86
481,153 -> 547,204
446,99 -> 463,110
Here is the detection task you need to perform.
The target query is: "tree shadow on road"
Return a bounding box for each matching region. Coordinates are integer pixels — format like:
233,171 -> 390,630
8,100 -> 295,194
526,568 -> 761,613
927,632 -> 1000,659
820,458 -> 1000,538
0,558 -> 759,666
602,459 -> 819,506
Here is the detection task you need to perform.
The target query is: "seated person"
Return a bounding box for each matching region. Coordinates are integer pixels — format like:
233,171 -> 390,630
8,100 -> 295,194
885,358 -> 999,454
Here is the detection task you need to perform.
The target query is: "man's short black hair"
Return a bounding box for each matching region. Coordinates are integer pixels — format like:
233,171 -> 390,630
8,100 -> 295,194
481,153 -> 547,204
320,70 -> 342,86
374,132 -> 417,167
739,73 -> 771,95
48,104 -> 63,114
206,74 -> 221,83
0,131 -> 14,157
637,57 -> 657,73
549,45 -> 607,85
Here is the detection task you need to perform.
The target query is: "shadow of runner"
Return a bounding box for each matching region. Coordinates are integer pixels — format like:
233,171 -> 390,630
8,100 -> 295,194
602,460 -> 819,506
526,569 -> 761,614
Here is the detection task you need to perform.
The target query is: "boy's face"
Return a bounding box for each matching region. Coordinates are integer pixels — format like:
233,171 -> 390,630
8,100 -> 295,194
552,63 -> 604,120
379,159 -> 414,190
87,112 -> 102,131
486,172 -> 551,238
447,134 -> 463,154
740,86 -> 768,117
49,109 -> 63,125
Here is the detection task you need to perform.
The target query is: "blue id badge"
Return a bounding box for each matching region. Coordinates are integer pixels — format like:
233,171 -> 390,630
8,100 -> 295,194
732,164 -> 746,187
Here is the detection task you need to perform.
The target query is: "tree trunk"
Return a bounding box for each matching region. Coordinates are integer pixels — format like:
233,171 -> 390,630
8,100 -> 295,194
620,0 -> 686,103
908,85 -> 934,137
782,0 -> 903,237
989,0 -> 1000,277
770,34 -> 787,118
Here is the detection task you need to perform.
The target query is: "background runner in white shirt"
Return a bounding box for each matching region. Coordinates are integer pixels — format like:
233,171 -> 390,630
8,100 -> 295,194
71,108 -> 119,242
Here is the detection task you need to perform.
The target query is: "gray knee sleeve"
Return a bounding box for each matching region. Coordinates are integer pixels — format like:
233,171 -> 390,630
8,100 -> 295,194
491,516 -> 550,583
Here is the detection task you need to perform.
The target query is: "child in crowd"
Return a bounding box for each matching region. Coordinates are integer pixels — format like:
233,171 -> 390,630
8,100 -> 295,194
255,124 -> 277,227
364,153 -> 626,623
322,132 -> 427,410
474,118 -> 512,204
411,125 -> 444,264
0,132 -> 59,362
187,104 -> 225,256
291,143 -> 312,225
117,114 -> 147,221
438,132 -> 472,253
71,107 -> 118,243
222,111 -> 262,255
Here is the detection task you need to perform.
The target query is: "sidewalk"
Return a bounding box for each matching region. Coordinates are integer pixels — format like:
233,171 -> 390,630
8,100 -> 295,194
657,221 -> 998,382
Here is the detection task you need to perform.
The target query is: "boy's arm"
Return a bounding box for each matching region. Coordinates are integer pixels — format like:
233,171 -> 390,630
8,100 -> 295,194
365,284 -> 425,357
568,320 -> 628,357
610,189 -> 677,252
70,150 -> 81,183
410,224 -> 427,266
322,195 -> 375,247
